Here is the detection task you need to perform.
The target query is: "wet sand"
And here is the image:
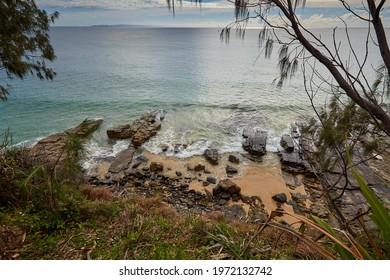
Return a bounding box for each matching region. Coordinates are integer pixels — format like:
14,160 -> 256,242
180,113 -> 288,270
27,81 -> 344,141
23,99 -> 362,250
140,151 -> 309,224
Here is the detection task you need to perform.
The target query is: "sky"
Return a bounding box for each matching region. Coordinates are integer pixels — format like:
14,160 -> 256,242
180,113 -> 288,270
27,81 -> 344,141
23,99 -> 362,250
36,0 -> 390,28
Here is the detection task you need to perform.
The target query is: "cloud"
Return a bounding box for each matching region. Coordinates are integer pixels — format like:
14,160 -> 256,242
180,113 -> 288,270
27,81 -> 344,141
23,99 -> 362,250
37,0 -> 231,10
38,0 -> 389,27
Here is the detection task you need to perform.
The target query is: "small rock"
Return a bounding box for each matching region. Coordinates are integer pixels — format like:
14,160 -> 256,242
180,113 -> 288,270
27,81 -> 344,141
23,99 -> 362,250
132,162 -> 141,169
226,165 -> 238,175
228,155 -> 240,164
194,163 -> 205,172
160,144 -> 170,152
180,183 -> 190,189
203,181 -> 211,187
272,193 -> 288,204
176,171 -> 182,177
206,177 -> 217,184
136,155 -> 149,163
150,162 -> 164,173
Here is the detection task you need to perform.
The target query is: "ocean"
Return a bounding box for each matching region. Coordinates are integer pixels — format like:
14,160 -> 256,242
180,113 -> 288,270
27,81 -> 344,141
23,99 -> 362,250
0,26 -> 384,166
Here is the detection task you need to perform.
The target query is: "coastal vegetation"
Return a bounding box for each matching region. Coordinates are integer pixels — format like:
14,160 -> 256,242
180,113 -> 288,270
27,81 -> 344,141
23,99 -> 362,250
0,0 -> 58,101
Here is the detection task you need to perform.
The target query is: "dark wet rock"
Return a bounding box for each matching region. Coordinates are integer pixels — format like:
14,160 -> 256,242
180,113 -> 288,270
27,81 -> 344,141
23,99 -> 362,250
194,163 -> 205,172
160,144 -> 170,152
180,183 -> 190,189
134,170 -> 146,178
30,119 -> 103,165
280,134 -> 294,152
206,177 -> 217,184
218,179 -> 241,194
212,185 -> 223,196
242,129 -> 267,156
135,155 -> 149,163
226,165 -> 238,175
176,171 -> 182,177
228,155 -> 240,164
279,151 -> 312,174
276,202 -> 283,211
204,148 -> 219,165
272,193 -> 288,204
150,162 -> 164,173
108,146 -> 136,173
174,144 -> 188,154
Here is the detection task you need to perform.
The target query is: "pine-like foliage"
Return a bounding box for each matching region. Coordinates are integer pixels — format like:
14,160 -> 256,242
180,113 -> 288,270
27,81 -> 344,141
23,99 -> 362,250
0,0 -> 58,101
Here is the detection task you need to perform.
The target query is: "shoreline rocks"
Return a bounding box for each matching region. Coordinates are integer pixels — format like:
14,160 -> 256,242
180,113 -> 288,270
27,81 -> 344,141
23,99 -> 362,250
29,118 -> 103,165
107,110 -> 166,147
242,128 -> 267,157
31,111 -> 346,224
204,148 -> 219,165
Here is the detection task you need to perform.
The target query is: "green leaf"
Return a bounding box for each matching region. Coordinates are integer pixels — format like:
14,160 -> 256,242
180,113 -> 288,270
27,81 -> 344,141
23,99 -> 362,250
351,168 -> 390,253
311,215 -> 356,260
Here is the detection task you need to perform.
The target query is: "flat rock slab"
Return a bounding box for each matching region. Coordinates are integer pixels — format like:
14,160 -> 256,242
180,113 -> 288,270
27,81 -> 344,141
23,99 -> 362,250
30,119 -> 103,165
108,146 -> 136,173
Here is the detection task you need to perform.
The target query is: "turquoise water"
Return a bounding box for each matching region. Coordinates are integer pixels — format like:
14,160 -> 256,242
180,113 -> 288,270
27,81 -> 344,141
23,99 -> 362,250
0,27 -> 383,163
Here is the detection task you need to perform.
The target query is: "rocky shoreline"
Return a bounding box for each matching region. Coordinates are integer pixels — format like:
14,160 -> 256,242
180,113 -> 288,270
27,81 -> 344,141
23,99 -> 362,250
29,109 -> 390,229
27,110 -> 332,225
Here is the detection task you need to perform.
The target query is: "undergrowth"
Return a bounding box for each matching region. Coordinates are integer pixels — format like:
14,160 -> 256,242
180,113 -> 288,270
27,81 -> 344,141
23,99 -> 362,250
0,130 -> 323,260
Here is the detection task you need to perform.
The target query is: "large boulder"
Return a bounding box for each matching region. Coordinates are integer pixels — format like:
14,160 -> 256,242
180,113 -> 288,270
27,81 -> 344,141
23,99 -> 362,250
106,124 -> 132,139
242,129 -> 267,156
107,110 -> 166,147
30,119 -> 103,165
132,123 -> 161,147
218,179 -> 241,194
